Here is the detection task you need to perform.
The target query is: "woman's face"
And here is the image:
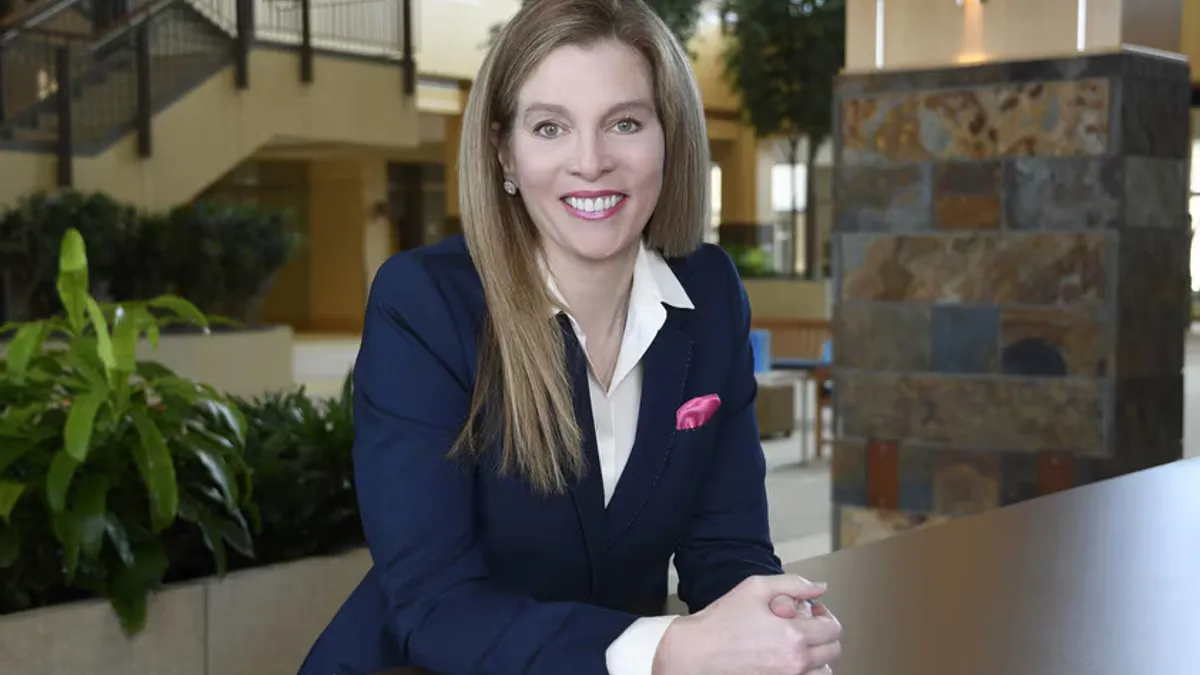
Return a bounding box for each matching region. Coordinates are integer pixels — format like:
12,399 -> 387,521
501,39 -> 665,267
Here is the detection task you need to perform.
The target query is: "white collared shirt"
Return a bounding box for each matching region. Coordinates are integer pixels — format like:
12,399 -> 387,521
544,241 -> 690,675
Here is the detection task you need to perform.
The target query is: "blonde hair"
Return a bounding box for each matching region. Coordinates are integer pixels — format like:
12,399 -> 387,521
450,0 -> 710,494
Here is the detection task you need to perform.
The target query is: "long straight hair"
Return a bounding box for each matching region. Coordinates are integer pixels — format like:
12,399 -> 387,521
449,0 -> 710,494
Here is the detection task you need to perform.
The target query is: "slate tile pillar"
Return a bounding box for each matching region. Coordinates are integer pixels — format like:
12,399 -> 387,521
829,51 -> 1191,550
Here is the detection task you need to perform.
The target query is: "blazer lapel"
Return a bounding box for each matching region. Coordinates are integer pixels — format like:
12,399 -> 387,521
605,311 -> 694,545
558,314 -> 607,589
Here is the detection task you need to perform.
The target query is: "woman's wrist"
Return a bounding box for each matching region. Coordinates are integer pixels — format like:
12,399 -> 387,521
652,614 -> 698,675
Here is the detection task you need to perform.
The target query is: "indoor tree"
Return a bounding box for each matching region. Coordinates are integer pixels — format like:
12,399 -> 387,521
719,0 -> 845,279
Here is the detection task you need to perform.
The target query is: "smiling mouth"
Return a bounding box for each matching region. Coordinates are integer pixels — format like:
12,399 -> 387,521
561,193 -> 628,220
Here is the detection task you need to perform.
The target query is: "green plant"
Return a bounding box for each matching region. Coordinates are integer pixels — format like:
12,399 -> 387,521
0,228 -> 254,633
163,202 -> 301,326
234,372 -> 359,566
0,191 -> 140,322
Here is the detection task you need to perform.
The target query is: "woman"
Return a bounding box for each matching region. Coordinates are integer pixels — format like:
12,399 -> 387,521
300,1 -> 842,674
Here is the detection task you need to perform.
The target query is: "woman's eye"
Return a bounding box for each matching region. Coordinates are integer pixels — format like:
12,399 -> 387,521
613,118 -> 642,133
533,122 -> 562,138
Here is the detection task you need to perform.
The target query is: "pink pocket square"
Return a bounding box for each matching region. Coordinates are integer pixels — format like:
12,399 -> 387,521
676,394 -> 721,431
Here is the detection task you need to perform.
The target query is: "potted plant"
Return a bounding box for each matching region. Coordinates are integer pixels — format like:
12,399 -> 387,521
0,228 -> 255,633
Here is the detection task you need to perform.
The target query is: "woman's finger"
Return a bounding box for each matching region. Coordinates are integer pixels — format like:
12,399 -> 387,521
799,614 -> 843,647
806,640 -> 841,668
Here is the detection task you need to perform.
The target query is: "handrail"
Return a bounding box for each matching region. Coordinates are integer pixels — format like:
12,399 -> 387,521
88,0 -> 176,53
0,0 -> 85,34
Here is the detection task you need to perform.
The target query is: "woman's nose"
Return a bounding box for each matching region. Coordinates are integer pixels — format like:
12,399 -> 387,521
569,134 -> 613,180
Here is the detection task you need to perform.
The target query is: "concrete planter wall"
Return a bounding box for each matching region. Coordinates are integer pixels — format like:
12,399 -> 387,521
0,548 -> 371,675
1,325 -> 295,400
135,325 -> 295,399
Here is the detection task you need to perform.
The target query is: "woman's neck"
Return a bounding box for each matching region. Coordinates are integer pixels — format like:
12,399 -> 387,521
545,245 -> 638,339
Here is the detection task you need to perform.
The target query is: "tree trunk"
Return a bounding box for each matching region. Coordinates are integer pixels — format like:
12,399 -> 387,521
804,136 -> 821,280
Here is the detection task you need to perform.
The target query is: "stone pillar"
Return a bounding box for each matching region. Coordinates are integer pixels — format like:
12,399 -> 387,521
829,51 -> 1191,549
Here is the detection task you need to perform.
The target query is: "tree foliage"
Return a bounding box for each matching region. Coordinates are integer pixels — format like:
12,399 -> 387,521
719,0 -> 845,277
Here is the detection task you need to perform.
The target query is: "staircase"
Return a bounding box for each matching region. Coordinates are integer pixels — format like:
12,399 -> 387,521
0,0 -> 415,186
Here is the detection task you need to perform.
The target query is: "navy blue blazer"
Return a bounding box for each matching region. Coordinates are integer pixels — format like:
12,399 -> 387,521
299,235 -> 783,675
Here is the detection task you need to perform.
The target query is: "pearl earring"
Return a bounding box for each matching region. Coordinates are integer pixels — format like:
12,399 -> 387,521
502,179 -> 518,196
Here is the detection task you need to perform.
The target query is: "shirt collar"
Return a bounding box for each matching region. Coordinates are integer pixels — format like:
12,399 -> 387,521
543,240 -> 694,319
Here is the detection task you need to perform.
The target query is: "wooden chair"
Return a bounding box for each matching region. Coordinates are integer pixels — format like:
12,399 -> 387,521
749,318 -> 834,458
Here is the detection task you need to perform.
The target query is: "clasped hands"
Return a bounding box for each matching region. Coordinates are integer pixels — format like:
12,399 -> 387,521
654,575 -> 843,675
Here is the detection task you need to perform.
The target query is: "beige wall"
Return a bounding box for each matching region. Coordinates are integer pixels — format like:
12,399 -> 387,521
0,49 -> 420,210
846,0 -> 1185,72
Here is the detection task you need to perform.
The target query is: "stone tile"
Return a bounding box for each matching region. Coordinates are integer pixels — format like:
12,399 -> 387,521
836,505 -> 952,549
931,451 -> 1000,516
1119,77 -> 1191,158
840,94 -> 933,165
917,89 -> 1002,159
833,301 -> 931,370
989,233 -> 1109,305
993,79 -> 1110,157
897,444 -> 934,512
1117,229 -> 1189,377
1123,157 -> 1188,229
998,452 -> 1040,505
1005,157 -> 1122,231
1036,451 -> 1077,494
866,439 -> 899,509
1114,376 -> 1185,463
831,439 -> 867,506
933,161 -> 1002,230
840,233 -> 998,303
999,306 -> 1107,377
835,372 -> 1105,453
834,164 -> 932,232
840,233 -> 1108,305
930,305 -> 999,374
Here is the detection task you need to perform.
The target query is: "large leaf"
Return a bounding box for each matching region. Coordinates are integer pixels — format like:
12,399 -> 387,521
130,409 -> 179,531
2,322 -> 48,384
0,480 -> 25,522
46,451 -> 80,513
109,305 -> 145,373
57,229 -> 91,335
147,295 -> 209,329
73,475 -> 110,559
106,541 -> 169,635
52,510 -> 82,581
83,297 -> 116,376
64,386 -> 109,462
183,439 -> 240,509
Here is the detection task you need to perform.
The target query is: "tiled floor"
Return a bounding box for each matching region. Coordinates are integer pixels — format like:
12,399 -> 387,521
292,333 -> 1200,569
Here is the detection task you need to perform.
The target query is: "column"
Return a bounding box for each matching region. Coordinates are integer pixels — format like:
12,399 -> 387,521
306,157 -> 387,333
717,125 -> 775,254
829,50 -> 1191,548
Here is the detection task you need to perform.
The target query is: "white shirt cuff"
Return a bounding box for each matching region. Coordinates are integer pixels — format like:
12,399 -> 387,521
605,615 -> 680,675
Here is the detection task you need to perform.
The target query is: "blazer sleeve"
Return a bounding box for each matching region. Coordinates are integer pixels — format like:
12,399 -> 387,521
671,248 -> 785,614
353,255 -> 639,675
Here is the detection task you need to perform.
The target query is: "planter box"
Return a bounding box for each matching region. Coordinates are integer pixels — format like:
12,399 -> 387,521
1,325 -> 295,400
0,548 -> 372,675
137,325 -> 295,400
